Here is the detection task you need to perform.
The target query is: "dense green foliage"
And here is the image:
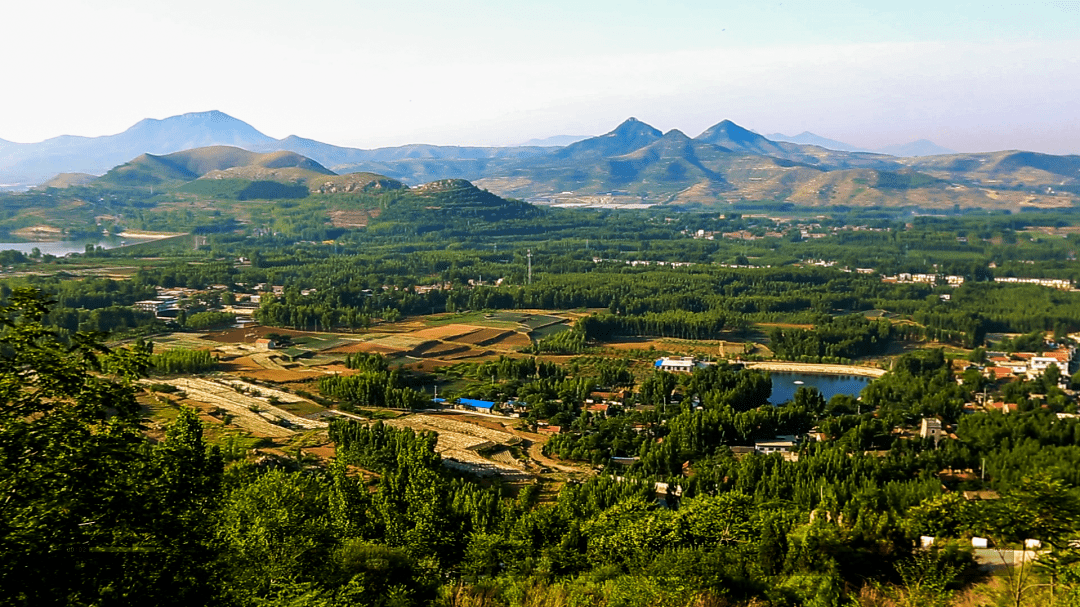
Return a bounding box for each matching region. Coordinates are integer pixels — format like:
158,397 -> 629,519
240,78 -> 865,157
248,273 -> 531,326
183,310 -> 236,330
319,368 -> 428,410
150,347 -> 217,374
769,315 -> 894,363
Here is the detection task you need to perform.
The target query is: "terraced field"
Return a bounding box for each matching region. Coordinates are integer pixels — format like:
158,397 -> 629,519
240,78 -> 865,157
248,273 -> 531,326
385,413 -> 526,478
147,377 -> 328,437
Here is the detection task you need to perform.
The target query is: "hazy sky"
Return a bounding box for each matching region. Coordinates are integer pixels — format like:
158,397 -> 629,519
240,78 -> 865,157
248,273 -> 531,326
3,0 -> 1078,153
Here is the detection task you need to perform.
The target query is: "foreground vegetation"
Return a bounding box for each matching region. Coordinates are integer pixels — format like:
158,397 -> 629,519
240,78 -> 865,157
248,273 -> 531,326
4,288 -> 1080,607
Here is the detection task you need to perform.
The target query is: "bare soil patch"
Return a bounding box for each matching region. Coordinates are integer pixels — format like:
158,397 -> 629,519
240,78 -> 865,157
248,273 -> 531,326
330,341 -> 403,355
303,444 -> 338,461
220,357 -> 320,382
203,326 -> 307,344
240,368 -> 320,382
328,209 -> 374,228
757,322 -> 815,330
319,364 -> 356,375
442,349 -> 497,360
411,324 -> 484,340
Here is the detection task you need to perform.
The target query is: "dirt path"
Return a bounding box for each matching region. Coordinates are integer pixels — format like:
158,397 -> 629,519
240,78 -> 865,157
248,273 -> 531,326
743,361 -> 887,378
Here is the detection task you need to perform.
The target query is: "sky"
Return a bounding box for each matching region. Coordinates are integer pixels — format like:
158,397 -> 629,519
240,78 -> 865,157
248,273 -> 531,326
2,0 -> 1079,154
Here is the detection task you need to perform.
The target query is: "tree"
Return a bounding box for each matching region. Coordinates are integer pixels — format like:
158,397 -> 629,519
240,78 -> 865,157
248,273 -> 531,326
0,288 -> 228,605
1044,362 -> 1062,391
982,477 -> 1080,607
0,288 -> 171,603
878,549 -> 960,607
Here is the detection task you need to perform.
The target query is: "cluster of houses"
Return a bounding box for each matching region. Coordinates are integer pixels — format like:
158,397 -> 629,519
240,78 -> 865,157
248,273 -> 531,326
980,345 -> 1075,384
882,272 -> 1074,291
882,272 -> 965,286
133,294 -> 180,317
991,276 -> 1073,289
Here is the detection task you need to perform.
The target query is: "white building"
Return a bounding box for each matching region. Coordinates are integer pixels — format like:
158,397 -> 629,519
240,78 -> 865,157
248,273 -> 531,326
755,439 -> 796,454
654,357 -> 697,373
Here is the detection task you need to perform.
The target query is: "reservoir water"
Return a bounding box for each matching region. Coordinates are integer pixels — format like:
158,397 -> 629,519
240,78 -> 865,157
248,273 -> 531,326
0,239 -> 128,257
768,371 -> 872,405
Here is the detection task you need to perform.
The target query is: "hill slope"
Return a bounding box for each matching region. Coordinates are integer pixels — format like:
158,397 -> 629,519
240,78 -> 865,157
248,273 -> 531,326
97,146 -> 335,188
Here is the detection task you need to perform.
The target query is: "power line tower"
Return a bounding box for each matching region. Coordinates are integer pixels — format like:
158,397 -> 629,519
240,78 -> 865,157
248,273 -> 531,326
527,249 -> 532,285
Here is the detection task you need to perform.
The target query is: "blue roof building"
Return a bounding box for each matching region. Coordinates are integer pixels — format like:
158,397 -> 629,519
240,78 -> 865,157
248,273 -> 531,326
458,398 -> 496,410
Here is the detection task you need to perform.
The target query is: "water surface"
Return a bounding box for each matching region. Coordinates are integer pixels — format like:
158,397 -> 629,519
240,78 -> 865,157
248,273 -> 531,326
0,239 -> 127,257
768,371 -> 872,405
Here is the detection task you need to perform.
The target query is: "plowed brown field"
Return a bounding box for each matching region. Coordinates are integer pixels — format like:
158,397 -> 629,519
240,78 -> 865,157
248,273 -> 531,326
486,331 -> 531,349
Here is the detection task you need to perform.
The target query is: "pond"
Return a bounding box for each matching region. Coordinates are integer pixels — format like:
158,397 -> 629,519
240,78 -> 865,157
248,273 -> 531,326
768,371 -> 873,405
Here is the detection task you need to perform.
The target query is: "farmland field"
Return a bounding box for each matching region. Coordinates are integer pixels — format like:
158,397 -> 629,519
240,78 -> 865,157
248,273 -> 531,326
449,328 -> 513,346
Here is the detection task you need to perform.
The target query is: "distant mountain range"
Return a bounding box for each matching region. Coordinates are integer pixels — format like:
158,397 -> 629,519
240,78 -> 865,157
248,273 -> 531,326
0,111 -> 548,189
518,135 -> 591,147
766,131 -> 956,156
5,111 -> 1080,212
2,110 -> 952,190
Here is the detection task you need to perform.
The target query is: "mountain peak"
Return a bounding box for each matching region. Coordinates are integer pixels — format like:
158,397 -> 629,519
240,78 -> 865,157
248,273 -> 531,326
766,131 -> 870,153
878,139 -> 956,157
118,111 -> 277,152
608,117 -> 662,139
697,119 -> 760,143
181,109 -> 231,120
662,129 -> 691,141
550,118 -> 663,160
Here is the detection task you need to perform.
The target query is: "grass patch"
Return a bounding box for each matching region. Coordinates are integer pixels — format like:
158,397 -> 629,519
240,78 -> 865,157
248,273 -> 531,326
273,399 -> 327,417
521,315 -> 565,329
529,323 -> 570,340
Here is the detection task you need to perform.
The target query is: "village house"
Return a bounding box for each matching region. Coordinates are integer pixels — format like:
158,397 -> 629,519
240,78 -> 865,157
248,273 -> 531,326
754,435 -> 799,455
134,296 -> 179,317
920,418 -> 945,444
457,398 -> 496,413
585,401 -> 610,417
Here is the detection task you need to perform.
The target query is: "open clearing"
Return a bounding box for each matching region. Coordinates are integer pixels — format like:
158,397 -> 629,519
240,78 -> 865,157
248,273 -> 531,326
146,377 -> 328,437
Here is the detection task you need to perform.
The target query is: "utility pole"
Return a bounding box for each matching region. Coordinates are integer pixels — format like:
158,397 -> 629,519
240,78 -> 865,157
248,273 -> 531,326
527,249 -> 532,285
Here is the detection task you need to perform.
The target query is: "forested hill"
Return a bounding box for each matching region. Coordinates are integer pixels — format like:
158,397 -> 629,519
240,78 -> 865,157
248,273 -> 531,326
368,178 -> 544,236
403,179 -> 540,220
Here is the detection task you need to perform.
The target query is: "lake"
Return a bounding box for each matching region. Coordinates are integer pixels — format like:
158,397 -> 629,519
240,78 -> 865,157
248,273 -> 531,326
0,239 -> 128,257
768,371 -> 872,405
